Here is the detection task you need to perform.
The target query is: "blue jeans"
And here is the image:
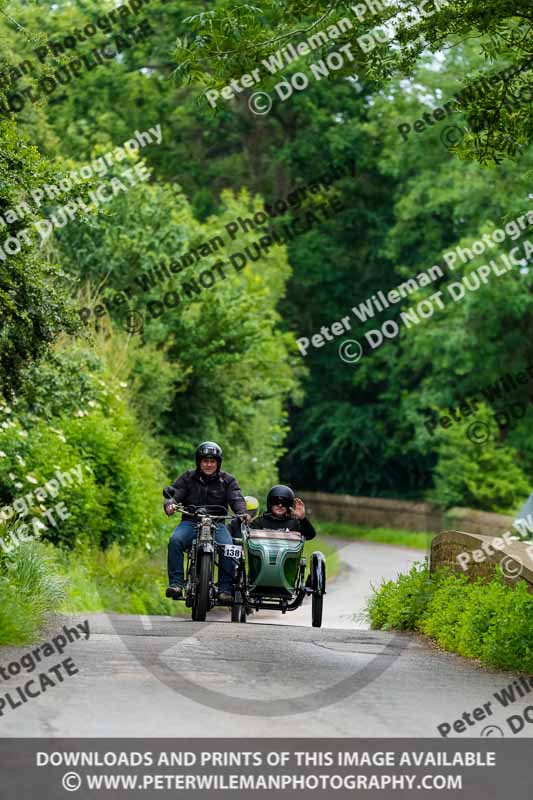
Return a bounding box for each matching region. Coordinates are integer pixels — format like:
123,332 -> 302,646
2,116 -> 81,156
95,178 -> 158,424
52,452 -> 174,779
167,520 -> 234,591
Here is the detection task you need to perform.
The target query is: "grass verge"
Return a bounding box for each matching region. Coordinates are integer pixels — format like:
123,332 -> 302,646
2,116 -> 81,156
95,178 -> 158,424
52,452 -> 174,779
315,519 -> 433,550
0,542 -> 67,645
54,541 -> 185,616
368,562 -> 533,672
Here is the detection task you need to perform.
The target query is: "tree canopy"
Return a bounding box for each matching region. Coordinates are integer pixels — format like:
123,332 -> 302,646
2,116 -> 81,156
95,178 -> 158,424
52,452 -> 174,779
0,0 -> 531,522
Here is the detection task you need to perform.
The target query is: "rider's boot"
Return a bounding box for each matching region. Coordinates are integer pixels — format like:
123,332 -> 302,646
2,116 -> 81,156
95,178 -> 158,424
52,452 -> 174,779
166,585 -> 184,600
218,590 -> 233,604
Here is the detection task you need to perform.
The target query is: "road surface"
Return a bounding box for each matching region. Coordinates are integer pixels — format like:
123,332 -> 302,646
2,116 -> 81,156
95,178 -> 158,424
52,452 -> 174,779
1,538 -> 529,738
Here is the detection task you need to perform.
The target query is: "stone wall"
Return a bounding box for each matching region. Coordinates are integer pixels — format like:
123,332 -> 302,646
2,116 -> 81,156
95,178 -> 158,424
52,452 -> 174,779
429,530 -> 533,593
300,491 -> 514,536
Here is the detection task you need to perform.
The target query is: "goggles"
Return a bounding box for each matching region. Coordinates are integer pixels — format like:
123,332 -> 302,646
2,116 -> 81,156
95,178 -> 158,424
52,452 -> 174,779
271,497 -> 290,508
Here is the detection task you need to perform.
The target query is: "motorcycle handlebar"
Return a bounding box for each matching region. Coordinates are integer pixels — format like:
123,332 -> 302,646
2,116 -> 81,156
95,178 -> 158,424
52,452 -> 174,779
168,503 -> 247,522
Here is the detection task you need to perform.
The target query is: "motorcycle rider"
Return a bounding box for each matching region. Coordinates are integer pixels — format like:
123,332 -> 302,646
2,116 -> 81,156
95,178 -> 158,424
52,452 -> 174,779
164,442 -> 248,603
252,485 -> 316,539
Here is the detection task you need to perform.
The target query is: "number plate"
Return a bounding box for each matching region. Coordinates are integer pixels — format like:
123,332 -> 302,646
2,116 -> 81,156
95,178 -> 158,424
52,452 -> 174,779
224,545 -> 243,558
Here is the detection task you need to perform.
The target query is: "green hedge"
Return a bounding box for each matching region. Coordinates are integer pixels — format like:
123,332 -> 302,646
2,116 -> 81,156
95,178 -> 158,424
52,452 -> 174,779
0,343 -> 167,552
368,563 -> 533,672
0,542 -> 66,644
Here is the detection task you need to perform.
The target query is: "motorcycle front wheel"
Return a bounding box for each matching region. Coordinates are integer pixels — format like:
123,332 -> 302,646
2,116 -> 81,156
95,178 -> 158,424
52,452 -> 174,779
193,552 -> 211,622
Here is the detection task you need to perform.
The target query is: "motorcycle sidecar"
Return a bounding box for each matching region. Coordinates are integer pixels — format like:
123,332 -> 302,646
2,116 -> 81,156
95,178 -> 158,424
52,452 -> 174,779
246,529 -> 305,598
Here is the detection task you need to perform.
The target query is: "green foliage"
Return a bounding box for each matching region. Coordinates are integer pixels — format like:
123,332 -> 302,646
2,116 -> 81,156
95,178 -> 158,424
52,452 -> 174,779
174,0 -> 533,164
1,0 -> 533,641
0,541 -> 66,644
367,561 -> 434,631
0,119 -> 77,392
428,404 -> 530,512
54,541 -> 183,616
0,334 -> 168,551
55,174 -> 304,496
369,563 -> 533,672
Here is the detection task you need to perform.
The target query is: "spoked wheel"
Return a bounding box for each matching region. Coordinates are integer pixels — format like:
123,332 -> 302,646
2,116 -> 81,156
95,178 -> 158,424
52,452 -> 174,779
231,590 -> 245,623
193,552 -> 211,622
240,603 -> 247,623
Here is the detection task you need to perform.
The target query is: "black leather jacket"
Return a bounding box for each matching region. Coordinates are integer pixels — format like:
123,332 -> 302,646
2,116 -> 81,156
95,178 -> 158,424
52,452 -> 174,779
251,512 -> 316,540
165,468 -> 247,520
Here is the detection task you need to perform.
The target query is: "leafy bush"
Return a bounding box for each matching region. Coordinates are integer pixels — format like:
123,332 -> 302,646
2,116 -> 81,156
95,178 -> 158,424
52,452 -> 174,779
368,563 -> 533,672
428,404 -> 530,513
0,338 -> 167,552
368,561 -> 434,631
0,542 -> 66,644
0,120 -> 78,394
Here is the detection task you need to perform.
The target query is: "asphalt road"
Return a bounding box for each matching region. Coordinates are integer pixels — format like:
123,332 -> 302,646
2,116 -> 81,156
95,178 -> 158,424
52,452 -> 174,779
1,538 -> 530,738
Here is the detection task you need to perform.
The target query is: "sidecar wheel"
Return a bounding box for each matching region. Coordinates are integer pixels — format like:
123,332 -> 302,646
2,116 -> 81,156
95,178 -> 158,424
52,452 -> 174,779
311,555 -> 325,628
312,592 -> 323,627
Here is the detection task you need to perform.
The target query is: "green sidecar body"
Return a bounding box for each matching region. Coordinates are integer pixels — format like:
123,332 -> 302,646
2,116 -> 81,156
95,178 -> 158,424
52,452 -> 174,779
246,529 -> 305,597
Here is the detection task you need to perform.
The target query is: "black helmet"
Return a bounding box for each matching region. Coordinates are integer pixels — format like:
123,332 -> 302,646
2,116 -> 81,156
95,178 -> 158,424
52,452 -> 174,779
195,441 -> 222,468
267,484 -> 294,512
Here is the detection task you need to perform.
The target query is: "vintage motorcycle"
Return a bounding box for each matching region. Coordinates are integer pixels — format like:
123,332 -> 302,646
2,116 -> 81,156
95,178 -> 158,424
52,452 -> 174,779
163,487 -> 242,622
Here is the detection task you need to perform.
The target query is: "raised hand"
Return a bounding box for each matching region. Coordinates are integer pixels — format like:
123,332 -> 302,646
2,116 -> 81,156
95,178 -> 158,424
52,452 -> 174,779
291,497 -> 306,519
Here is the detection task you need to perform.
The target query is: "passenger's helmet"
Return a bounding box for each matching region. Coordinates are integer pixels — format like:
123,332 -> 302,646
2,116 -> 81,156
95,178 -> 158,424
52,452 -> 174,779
244,495 -> 260,520
266,484 -> 294,512
195,441 -> 222,468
